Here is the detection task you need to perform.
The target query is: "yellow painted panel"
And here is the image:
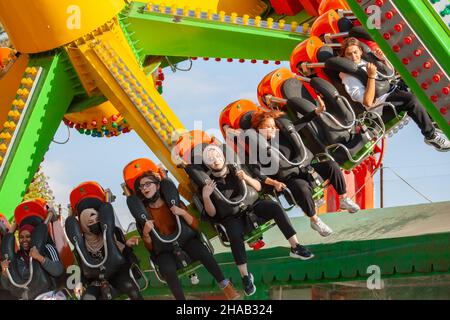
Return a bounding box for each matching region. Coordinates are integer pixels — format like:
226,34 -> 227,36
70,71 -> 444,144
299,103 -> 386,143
146,0 -> 268,17
0,54 -> 29,132
73,26 -> 192,198
0,0 -> 125,53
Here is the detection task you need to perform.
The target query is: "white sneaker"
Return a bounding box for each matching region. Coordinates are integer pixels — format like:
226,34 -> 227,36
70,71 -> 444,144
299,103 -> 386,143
425,131 -> 450,152
340,198 -> 360,213
310,218 -> 333,237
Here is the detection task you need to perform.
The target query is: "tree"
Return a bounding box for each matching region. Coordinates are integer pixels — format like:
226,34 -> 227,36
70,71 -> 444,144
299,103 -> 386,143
0,22 -> 12,48
24,166 -> 56,204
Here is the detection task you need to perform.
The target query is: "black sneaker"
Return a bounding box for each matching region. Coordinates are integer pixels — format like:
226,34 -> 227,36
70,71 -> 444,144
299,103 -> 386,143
242,273 -> 256,296
290,244 -> 314,260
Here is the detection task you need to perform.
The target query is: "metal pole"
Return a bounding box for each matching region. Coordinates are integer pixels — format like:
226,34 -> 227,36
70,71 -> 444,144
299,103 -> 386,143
380,163 -> 384,208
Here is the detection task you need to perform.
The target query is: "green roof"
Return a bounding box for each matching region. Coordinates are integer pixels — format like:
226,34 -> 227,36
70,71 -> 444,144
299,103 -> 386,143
136,201 -> 450,298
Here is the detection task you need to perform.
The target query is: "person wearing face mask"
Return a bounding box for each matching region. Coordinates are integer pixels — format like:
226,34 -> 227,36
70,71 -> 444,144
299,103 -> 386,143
1,201 -> 64,300
339,37 -> 450,152
128,159 -> 240,301
246,108 -> 360,237
200,144 -> 314,296
68,182 -> 143,300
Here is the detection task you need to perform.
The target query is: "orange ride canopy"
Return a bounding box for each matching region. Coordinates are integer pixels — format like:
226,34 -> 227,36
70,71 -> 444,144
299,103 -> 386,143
290,36 -> 326,73
69,181 -> 106,214
257,68 -> 294,108
318,0 -> 350,15
310,10 -> 341,38
14,198 -> 48,227
123,158 -> 165,192
173,130 -> 217,165
219,100 -> 259,137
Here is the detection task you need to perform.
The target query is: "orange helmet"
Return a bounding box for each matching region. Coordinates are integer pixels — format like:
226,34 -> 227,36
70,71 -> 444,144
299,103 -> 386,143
173,130 -> 217,165
69,181 -> 106,214
219,100 -> 259,136
310,10 -> 341,38
123,158 -> 164,192
257,68 -> 294,108
318,0 -> 350,16
290,36 -> 325,73
14,198 -> 48,227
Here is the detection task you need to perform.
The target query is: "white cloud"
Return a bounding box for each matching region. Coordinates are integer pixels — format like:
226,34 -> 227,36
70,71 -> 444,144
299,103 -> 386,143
41,160 -> 72,208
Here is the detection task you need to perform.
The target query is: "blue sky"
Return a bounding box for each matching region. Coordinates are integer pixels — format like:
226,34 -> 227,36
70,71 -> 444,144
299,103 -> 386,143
43,60 -> 450,228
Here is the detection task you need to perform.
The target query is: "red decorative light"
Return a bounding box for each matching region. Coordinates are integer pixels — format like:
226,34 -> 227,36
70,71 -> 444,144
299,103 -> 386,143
411,70 -> 419,78
433,74 -> 441,83
431,95 -> 439,102
375,0 -> 384,7
91,120 -> 97,126
404,36 -> 413,45
215,57 -> 221,62
275,61 -> 281,65
239,59 -> 245,63
102,117 -> 108,124
413,49 -> 423,57
394,24 -> 403,32
423,62 -> 432,69
263,60 -> 269,64
439,108 -> 447,115
421,82 -> 429,90
402,58 -> 410,65
393,45 -> 401,53
251,59 -> 257,64
227,58 -> 233,62
385,11 -> 394,20
191,57 -> 197,60
442,87 -> 450,95
383,33 -> 391,40
203,57 -> 209,61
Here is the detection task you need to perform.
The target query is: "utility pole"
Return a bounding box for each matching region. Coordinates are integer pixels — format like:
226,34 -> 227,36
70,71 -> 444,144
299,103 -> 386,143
380,163 -> 384,208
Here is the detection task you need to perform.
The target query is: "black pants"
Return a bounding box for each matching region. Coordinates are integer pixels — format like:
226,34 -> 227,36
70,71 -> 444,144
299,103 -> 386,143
152,237 -> 225,300
386,89 -> 435,139
286,161 -> 346,217
221,200 -> 297,266
83,264 -> 143,300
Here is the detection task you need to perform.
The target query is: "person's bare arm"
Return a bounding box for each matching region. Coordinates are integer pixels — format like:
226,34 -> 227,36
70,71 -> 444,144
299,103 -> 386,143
202,180 -> 217,217
363,63 -> 378,108
236,170 -> 261,192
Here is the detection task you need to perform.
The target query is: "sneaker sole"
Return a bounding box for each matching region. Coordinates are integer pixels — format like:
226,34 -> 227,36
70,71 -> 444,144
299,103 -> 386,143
244,288 -> 256,297
289,252 -> 315,260
310,226 -> 333,237
424,139 -> 450,152
244,274 -> 256,297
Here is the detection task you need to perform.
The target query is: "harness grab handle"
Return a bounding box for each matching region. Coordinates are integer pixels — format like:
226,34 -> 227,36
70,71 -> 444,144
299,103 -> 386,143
74,226 -> 109,269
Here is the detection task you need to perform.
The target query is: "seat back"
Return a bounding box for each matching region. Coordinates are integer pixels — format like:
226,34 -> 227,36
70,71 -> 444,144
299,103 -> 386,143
281,78 -> 351,146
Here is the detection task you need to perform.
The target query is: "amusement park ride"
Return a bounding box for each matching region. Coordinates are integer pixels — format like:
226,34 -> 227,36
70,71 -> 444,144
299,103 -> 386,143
0,0 -> 449,299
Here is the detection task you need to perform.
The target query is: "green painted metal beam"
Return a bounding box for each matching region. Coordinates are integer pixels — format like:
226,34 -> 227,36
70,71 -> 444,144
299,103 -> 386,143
347,0 -> 450,139
0,52 -> 77,219
122,2 -> 308,62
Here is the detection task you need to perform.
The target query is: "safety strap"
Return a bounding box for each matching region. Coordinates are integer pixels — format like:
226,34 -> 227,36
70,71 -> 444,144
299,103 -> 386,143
301,165 -> 323,189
